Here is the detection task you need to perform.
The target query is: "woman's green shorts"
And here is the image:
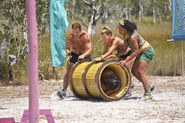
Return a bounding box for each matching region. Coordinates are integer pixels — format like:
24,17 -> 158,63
136,46 -> 154,62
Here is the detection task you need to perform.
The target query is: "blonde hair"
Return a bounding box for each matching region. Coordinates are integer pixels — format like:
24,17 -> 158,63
101,26 -> 112,36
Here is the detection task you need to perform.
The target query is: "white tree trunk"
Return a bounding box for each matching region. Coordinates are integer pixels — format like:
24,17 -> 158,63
126,9 -> 129,20
156,7 -> 162,24
139,0 -> 143,22
101,10 -> 108,24
84,0 -> 106,37
128,8 -> 131,21
125,8 -> 132,21
17,28 -> 22,60
168,0 -> 172,11
88,24 -> 95,37
0,39 -> 8,60
72,0 -> 76,14
152,0 -> 156,23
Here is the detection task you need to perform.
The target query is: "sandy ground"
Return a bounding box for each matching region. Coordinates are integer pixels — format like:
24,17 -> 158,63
0,76 -> 185,123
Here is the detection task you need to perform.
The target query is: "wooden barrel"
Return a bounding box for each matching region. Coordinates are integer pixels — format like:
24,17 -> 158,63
70,59 -> 131,101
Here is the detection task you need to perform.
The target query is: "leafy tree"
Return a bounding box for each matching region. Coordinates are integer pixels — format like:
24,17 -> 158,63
0,0 -> 50,81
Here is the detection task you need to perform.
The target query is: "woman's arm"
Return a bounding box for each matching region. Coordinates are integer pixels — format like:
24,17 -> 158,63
124,35 -> 138,62
103,41 -> 109,54
101,39 -> 118,59
94,39 -> 118,61
119,35 -> 138,66
123,39 -> 128,51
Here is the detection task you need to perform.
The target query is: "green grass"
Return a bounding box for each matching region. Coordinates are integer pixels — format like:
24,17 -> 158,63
0,20 -> 184,83
91,21 -> 184,76
137,22 -> 184,75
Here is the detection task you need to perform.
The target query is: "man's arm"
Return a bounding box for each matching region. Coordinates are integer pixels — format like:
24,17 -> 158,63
79,33 -> 92,59
65,34 -> 72,56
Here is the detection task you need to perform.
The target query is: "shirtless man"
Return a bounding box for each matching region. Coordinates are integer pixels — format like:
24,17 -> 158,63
57,22 -> 92,99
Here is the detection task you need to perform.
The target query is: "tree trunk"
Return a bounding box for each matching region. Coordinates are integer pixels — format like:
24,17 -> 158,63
156,7 -> 162,24
17,28 -> 22,60
0,39 -> 8,60
84,0 -> 106,37
101,9 -> 108,24
128,8 -> 131,21
152,0 -> 156,23
125,8 -> 132,21
125,8 -> 129,20
168,0 -> 172,11
82,8 -> 88,16
72,0 -> 76,14
139,0 -> 143,22
88,24 -> 95,37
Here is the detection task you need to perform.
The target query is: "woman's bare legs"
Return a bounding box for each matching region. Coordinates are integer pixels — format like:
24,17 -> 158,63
131,59 -> 150,89
125,58 -> 135,69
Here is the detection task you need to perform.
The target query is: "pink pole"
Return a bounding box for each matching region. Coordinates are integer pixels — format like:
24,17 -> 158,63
26,0 -> 39,122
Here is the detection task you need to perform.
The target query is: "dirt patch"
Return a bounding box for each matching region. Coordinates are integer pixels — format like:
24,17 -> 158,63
0,76 -> 185,122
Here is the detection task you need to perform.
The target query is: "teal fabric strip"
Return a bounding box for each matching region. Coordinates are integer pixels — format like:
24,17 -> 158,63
49,0 -> 69,67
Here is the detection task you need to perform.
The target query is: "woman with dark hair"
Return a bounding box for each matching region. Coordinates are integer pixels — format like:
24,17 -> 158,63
118,20 -> 155,100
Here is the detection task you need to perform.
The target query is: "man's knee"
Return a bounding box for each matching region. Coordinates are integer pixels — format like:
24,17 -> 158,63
65,68 -> 72,78
66,63 -> 74,72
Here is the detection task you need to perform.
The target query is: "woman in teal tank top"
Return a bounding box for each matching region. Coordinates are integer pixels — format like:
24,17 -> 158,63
118,20 -> 155,100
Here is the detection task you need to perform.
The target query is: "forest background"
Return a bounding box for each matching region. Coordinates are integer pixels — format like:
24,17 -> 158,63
0,0 -> 184,83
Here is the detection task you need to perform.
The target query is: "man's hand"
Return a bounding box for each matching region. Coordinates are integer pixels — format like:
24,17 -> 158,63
67,51 -> 71,56
118,60 -> 126,67
78,55 -> 85,60
67,55 -> 72,63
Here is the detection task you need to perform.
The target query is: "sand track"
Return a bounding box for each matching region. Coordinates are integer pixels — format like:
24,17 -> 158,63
0,76 -> 185,122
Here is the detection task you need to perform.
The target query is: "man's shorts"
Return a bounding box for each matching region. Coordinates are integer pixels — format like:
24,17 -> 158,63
69,52 -> 91,64
136,46 -> 154,62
